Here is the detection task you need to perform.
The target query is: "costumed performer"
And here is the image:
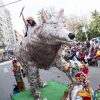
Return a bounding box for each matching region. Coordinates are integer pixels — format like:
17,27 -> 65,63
22,13 -> 36,37
12,60 -> 26,93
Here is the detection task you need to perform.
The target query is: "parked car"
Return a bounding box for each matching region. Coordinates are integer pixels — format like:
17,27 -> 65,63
90,37 -> 100,44
0,59 -> 3,63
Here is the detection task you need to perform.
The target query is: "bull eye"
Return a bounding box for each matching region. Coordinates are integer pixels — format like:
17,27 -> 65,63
54,25 -> 57,28
64,24 -> 66,27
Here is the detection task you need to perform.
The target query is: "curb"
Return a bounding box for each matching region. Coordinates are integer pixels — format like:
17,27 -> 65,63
0,60 -> 12,66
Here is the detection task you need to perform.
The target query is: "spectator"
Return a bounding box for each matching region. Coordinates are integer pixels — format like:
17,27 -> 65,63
61,40 -> 100,67
85,52 -> 92,66
94,41 -> 99,49
89,42 -> 94,55
75,44 -> 79,51
77,49 -> 85,63
63,50 -> 71,61
90,40 -> 94,45
84,51 -> 89,63
95,48 -> 100,67
78,43 -> 82,49
86,40 -> 90,51
70,48 -> 76,60
76,49 -> 80,58
91,49 -> 97,66
81,49 -> 86,63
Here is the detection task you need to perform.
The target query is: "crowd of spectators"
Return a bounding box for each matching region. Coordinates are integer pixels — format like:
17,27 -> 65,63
62,40 -> 100,67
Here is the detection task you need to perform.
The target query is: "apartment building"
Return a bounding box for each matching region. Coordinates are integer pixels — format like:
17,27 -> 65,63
0,0 -> 15,50
14,30 -> 23,43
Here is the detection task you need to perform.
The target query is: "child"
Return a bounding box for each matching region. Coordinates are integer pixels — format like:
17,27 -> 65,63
12,60 -> 26,93
95,48 -> 100,67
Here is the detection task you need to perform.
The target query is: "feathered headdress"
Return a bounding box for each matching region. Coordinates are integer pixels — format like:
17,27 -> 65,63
12,60 -> 17,64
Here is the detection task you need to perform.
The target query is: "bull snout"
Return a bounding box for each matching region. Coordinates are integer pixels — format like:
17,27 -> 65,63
68,33 -> 75,40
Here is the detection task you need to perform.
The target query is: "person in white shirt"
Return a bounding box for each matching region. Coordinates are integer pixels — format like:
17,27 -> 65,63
76,49 -> 80,58
22,14 -> 36,37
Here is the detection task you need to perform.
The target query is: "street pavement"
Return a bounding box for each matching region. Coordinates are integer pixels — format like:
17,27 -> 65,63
0,61 -> 100,100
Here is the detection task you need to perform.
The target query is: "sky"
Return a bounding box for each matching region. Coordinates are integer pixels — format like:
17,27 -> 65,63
2,0 -> 100,35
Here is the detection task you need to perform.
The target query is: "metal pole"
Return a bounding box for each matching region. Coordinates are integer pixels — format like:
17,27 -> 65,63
7,45 -> 9,60
85,31 -> 88,40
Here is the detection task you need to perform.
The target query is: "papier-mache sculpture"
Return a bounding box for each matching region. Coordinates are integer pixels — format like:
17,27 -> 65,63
13,10 -> 89,100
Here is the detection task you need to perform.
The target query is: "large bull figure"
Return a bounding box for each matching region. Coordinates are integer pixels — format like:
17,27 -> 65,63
13,9 -> 75,100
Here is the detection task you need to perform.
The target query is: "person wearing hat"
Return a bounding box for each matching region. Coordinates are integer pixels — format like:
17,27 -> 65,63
22,13 -> 36,37
94,48 -> 100,67
12,60 -> 26,93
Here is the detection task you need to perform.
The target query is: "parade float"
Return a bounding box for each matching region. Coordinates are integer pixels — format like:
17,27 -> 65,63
12,9 -> 100,100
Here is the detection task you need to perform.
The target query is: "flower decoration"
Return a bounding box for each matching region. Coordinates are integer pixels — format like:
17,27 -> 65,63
74,72 -> 87,83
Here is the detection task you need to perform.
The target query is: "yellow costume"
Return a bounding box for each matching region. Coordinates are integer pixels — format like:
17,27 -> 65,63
78,83 -> 93,100
12,60 -> 26,92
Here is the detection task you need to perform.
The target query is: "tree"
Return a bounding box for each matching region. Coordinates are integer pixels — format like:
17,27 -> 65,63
66,16 -> 79,33
36,7 -> 57,20
75,24 -> 86,42
45,7 -> 57,18
66,14 -> 90,35
36,10 -> 42,20
86,10 -> 100,40
75,10 -> 100,41
91,9 -> 99,19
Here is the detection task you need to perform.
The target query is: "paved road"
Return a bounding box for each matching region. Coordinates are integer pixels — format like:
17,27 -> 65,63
0,61 -> 100,100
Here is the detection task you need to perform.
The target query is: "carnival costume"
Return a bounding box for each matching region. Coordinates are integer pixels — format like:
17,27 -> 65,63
13,9 -> 76,100
12,60 -> 26,93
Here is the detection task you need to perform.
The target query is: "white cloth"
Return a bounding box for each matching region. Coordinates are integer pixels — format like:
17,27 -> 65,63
71,85 -> 83,100
76,52 -> 79,57
79,45 -> 82,49
27,25 -> 34,35
17,62 -> 23,70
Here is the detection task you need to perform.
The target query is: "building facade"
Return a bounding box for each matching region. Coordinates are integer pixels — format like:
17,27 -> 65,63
0,0 -> 15,50
14,30 -> 23,43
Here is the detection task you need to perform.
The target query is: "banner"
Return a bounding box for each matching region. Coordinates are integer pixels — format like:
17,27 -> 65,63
82,26 -> 86,33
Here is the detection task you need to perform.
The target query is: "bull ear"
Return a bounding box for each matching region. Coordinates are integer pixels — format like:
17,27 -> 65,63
43,11 -> 49,20
57,9 -> 64,18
